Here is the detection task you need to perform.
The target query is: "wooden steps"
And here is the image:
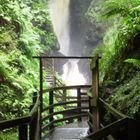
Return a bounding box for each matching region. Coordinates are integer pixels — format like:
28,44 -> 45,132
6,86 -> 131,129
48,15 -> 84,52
43,121 -> 88,140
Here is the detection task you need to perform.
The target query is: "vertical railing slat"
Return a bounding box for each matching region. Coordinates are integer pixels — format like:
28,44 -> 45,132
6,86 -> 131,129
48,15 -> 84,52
63,89 -> 67,109
19,124 -> 28,140
39,58 -> 43,139
127,119 -> 137,140
77,88 -> 82,122
49,90 -> 54,130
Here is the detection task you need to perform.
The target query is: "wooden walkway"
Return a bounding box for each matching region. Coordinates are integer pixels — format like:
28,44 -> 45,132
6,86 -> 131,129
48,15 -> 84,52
43,120 -> 88,140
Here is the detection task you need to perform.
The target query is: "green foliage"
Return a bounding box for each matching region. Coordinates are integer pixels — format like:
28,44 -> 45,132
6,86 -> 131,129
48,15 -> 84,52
89,0 -> 140,118
85,0 -> 108,56
124,58 -> 140,69
0,130 -> 18,140
0,0 -> 65,139
90,0 -> 140,78
107,72 -> 140,117
0,0 -> 57,121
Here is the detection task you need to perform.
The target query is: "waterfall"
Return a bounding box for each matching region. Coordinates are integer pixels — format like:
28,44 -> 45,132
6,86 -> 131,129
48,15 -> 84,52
62,60 -> 86,85
49,0 -> 86,91
49,0 -> 70,55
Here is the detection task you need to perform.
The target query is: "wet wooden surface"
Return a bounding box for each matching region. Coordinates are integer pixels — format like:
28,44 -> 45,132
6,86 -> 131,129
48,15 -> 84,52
43,120 -> 88,140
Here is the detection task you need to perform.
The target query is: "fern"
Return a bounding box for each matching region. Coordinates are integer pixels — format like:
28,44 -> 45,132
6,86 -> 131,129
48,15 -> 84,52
0,0 -> 57,124
124,58 -> 140,69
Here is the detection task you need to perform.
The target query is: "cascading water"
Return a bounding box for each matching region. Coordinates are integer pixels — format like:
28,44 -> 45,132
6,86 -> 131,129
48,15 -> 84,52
62,60 -> 86,85
49,0 -> 70,55
49,0 -> 86,94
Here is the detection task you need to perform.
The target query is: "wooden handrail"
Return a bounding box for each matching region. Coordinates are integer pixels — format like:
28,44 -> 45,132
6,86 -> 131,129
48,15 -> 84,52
42,106 -> 89,122
0,93 -> 40,140
30,95 -> 40,118
85,118 -> 128,139
42,113 -> 88,132
0,94 -> 39,130
85,97 -> 136,140
43,99 -> 89,112
43,85 -> 91,93
0,116 -> 31,130
33,56 -> 98,59
84,117 -> 137,140
99,98 -> 128,119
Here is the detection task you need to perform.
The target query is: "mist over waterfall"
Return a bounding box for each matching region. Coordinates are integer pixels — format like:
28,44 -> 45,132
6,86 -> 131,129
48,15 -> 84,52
49,0 -> 86,87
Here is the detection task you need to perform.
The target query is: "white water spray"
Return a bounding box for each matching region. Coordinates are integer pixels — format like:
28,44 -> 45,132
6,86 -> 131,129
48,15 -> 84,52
49,0 -> 86,93
62,60 -> 86,85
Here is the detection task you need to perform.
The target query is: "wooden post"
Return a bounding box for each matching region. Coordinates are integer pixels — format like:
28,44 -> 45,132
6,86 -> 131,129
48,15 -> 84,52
19,124 -> 28,140
49,91 -> 54,130
39,58 -> 43,140
52,59 -> 55,87
90,54 -> 100,132
30,92 -> 39,140
63,89 -> 67,109
127,119 -> 137,140
88,93 -> 93,134
30,114 -> 38,140
33,92 -> 37,104
77,88 -> 82,122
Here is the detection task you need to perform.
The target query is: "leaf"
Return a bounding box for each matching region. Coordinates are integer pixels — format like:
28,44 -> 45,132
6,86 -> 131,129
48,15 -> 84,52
124,58 -> 140,69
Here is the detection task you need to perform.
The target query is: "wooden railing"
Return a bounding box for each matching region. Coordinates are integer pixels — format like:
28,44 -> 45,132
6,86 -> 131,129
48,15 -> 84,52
0,92 -> 40,140
1,55 -> 138,139
83,98 -> 137,140
41,85 -> 91,138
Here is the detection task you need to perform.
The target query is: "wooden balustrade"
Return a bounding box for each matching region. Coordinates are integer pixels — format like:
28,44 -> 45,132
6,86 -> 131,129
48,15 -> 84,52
41,85 -> 91,137
0,55 -> 138,139
85,97 -> 137,140
0,92 -> 40,140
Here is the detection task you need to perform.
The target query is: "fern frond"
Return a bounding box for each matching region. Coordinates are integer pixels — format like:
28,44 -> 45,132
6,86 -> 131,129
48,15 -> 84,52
100,0 -> 130,20
124,58 -> 140,69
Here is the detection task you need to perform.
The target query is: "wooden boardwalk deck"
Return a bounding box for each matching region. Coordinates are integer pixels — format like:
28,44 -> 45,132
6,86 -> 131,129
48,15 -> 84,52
43,120 -> 88,140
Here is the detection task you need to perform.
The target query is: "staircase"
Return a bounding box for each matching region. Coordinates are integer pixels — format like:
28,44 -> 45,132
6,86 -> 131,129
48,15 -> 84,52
44,121 -> 88,140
